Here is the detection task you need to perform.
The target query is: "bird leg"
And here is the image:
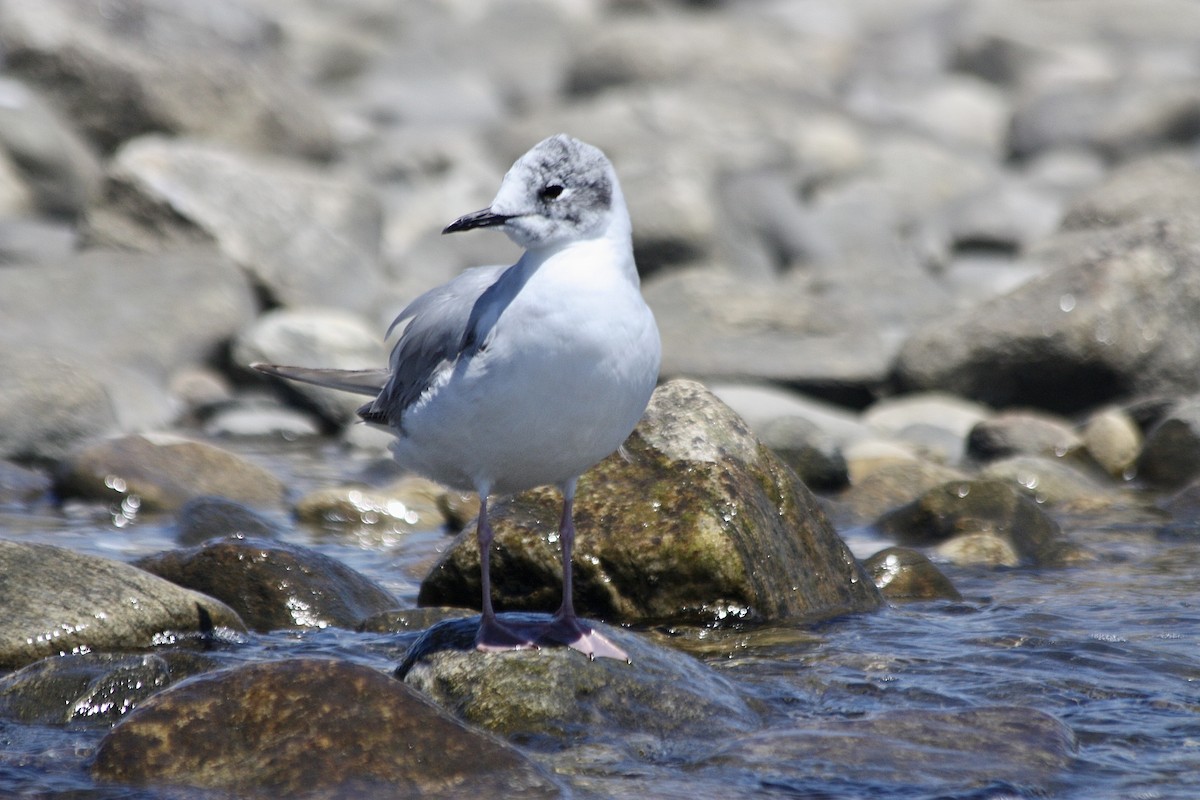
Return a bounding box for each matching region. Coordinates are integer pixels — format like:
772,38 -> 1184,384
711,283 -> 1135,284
540,488 -> 630,662
474,495 -> 538,652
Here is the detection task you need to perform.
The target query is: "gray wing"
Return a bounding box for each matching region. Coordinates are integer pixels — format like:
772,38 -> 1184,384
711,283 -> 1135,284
364,263 -> 527,428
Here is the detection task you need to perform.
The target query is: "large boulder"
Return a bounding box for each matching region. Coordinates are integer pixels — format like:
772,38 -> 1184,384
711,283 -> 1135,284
92,658 -> 561,798
419,380 -> 882,626
0,540 -> 245,670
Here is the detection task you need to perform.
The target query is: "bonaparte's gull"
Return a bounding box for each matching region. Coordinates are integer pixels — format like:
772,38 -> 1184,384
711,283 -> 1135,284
255,134 -> 661,661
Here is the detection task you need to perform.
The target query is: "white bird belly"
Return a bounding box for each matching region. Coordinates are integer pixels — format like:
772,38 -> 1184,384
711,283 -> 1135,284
390,271 -> 660,495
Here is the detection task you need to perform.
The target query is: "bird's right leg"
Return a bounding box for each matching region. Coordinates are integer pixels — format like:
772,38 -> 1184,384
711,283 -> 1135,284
474,494 -> 539,652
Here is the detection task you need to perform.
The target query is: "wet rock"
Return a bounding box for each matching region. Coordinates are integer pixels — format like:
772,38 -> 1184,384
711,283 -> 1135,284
0,460 -> 51,505
0,247 -> 258,432
92,658 -> 561,798
1082,406 -> 1143,478
200,398 -> 324,439
0,539 -> 245,670
713,706 -> 1075,793
0,351 -> 117,463
833,461 -> 968,527
89,136 -> 388,315
895,214 -> 1200,412
1159,479 -> 1200,538
173,496 -> 283,546
234,307 -> 388,424
876,480 -> 1073,567
842,438 -> 924,484
56,433 -> 286,512
0,651 -> 215,727
1136,397 -> 1200,489
1063,153 -> 1200,230
0,0 -> 332,157
863,392 -> 992,445
398,614 -> 759,745
966,410 -> 1082,462
863,547 -> 961,602
418,380 -> 882,626
136,536 -> 397,632
981,455 -> 1120,510
707,382 -> 869,447
295,476 -> 448,532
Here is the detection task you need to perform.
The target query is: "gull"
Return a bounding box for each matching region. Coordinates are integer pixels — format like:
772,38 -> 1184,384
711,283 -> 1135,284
255,134 -> 661,661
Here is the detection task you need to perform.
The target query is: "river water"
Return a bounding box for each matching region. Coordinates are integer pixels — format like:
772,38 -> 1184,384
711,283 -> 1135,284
2,438 -> 1198,799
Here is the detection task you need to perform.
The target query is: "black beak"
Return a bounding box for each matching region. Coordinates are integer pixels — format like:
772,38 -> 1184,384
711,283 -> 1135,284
442,208 -> 512,234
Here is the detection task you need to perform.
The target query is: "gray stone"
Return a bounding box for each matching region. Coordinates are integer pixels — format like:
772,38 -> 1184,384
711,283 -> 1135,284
92,658 -> 561,798
88,136 -> 389,315
980,455 -> 1123,511
0,651 -> 216,727
863,547 -> 961,602
0,0 -> 333,157
136,537 -> 397,632
173,496 -> 283,546
0,77 -> 102,217
0,539 -> 245,670
0,247 -> 258,432
418,380 -> 882,626
0,460 -> 51,505
833,460 -> 968,527
875,480 -> 1074,567
0,350 -> 118,463
56,433 -> 287,512
966,410 -> 1082,461
0,217 -> 77,265
398,614 -> 759,745
895,215 -> 1200,412
1137,397 -> 1200,489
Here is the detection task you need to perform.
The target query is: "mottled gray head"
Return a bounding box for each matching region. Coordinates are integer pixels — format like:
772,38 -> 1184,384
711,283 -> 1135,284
443,134 -> 619,249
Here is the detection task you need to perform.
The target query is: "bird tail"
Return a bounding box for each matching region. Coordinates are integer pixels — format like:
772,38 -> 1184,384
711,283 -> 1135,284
251,363 -> 389,396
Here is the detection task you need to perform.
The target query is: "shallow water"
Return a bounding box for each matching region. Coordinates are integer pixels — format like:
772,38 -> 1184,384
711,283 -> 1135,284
2,438 -> 1199,799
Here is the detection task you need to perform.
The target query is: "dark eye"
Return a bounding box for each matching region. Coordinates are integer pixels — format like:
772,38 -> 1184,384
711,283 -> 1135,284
539,184 -> 564,201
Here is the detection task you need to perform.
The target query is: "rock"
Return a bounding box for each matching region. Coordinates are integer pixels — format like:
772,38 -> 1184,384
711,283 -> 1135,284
707,382 -> 869,447
357,607 -> 475,635
1136,397 -> 1200,489
135,536 -> 397,632
200,399 -> 323,439
0,539 -> 245,670
0,460 -> 51,505
981,455 -> 1121,510
1068,153 -> 1200,234
842,438 -> 923,484
1159,479 -> 1200,537
966,410 -> 1082,461
88,136 -> 388,315
56,433 -> 286,512
0,350 -> 117,463
757,415 -> 849,492
833,461 -> 968,527
895,214 -> 1200,412
0,0 -> 333,157
0,247 -> 258,432
295,476 -> 449,532
397,614 -> 759,745
1082,406 -> 1143,478
875,480 -> 1073,567
0,76 -> 102,217
233,307 -> 387,423
418,380 -> 882,626
0,216 -> 77,265
0,651 -> 215,727
173,496 -> 283,546
92,658 -> 561,798
863,392 -> 993,444
645,267 -> 899,395
712,706 -> 1075,793
863,547 -> 962,602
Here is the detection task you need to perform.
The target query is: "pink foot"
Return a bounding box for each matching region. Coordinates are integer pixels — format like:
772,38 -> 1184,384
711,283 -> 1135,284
541,615 -> 629,662
474,615 -> 540,653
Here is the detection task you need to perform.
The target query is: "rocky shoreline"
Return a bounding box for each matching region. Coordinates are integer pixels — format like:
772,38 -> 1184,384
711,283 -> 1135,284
2,0 -> 1200,797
